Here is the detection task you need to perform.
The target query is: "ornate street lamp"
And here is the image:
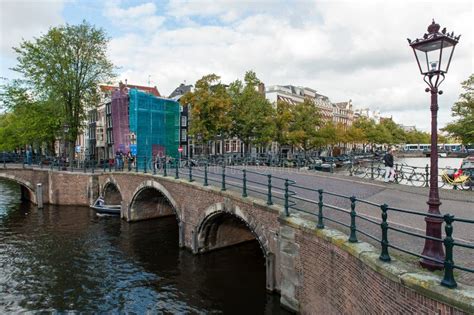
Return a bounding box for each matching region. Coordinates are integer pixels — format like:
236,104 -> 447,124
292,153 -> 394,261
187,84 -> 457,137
408,20 -> 460,270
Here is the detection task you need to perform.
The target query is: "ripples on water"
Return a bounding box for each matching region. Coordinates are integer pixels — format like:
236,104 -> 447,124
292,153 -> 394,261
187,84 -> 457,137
0,179 -> 288,313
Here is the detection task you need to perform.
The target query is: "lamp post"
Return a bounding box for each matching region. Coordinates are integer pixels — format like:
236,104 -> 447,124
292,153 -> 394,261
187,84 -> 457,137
408,20 -> 460,270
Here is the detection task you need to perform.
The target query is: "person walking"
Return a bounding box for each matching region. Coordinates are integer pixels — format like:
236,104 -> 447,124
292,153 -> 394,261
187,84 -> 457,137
383,148 -> 395,183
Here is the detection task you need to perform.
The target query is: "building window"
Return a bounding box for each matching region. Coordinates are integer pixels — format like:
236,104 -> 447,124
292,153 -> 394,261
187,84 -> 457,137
181,116 -> 187,127
225,141 -> 230,153
231,140 -> 237,152
181,129 -> 187,142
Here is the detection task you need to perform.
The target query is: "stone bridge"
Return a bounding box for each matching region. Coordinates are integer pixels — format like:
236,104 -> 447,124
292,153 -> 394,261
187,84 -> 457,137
0,167 -> 472,314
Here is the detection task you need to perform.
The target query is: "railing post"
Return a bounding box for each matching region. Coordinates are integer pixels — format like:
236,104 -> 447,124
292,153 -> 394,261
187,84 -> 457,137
221,163 -> 226,191
204,163 -> 208,186
152,158 -> 156,175
441,214 -> 457,288
58,159 -> 61,171
92,159 -> 95,174
102,160 -> 106,172
163,160 -> 168,177
317,189 -> 324,229
267,174 -> 273,205
284,179 -> 289,217
108,160 -> 111,172
188,162 -> 194,182
349,158 -> 353,176
425,164 -> 429,187
144,156 -> 147,173
242,169 -> 248,197
135,158 -> 138,173
379,204 -> 391,262
175,159 -> 179,179
128,158 -> 132,172
349,196 -> 358,243
370,159 -> 374,180
70,160 -> 74,172
394,163 -> 399,184
83,160 -> 86,173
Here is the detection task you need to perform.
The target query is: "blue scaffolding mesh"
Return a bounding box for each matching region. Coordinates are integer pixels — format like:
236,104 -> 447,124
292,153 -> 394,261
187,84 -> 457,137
129,89 -> 180,167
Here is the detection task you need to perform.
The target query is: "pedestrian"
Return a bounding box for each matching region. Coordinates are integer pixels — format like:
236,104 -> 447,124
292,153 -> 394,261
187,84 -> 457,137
383,148 -> 395,183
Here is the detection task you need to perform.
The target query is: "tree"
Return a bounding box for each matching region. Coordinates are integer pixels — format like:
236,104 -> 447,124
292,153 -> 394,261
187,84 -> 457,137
229,71 -> 275,153
352,116 -> 375,150
380,119 -> 406,144
12,21 -> 114,161
443,74 -> 474,144
181,74 -> 232,154
287,98 -> 322,154
0,81 -> 61,152
274,100 -> 293,153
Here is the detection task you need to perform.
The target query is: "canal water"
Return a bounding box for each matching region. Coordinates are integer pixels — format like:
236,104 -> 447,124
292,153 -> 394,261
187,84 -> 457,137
396,157 -> 463,169
0,179 -> 289,313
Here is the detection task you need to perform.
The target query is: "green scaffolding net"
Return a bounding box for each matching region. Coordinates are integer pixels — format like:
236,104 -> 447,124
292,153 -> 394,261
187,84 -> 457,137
129,89 -> 180,167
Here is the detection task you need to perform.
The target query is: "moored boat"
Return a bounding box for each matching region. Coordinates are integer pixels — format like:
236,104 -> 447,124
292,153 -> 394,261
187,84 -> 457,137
90,197 -> 121,215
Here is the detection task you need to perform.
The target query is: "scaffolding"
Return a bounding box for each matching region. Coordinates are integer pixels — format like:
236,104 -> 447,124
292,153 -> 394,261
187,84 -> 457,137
129,89 -> 180,167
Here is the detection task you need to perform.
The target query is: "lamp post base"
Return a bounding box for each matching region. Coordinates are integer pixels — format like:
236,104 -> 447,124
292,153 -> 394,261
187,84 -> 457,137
420,215 -> 444,271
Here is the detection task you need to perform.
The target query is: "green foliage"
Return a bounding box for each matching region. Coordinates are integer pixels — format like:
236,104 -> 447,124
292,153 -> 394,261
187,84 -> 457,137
0,81 -> 61,151
274,100 -> 292,147
443,74 -> 474,144
12,21 -> 114,157
229,71 -> 275,148
181,74 -> 232,145
287,98 -> 322,151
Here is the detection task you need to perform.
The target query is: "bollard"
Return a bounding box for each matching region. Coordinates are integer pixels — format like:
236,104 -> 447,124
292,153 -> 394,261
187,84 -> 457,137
441,214 -> 457,288
103,160 -> 106,172
242,169 -> 248,197
221,164 -> 226,191
317,189 -> 324,229
83,160 -> 87,173
144,156 -> 147,173
284,179 -> 289,216
135,158 -> 139,173
379,204 -> 391,262
163,161 -> 167,177
203,163 -> 208,186
267,174 -> 273,205
128,159 -> 132,172
153,158 -> 157,175
108,160 -> 111,172
36,183 -> 43,209
92,160 -> 95,174
349,196 -> 358,243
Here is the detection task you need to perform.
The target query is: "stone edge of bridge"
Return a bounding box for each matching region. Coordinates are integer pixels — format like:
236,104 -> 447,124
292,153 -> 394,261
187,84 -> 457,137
278,213 -> 474,314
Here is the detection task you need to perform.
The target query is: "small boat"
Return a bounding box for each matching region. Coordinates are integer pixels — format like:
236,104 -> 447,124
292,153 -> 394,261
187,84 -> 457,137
90,197 -> 121,215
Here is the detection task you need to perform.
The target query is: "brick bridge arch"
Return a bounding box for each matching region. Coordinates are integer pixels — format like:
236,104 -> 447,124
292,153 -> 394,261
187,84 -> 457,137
127,179 -> 181,223
102,177 -> 123,205
193,201 -> 275,291
0,173 -> 37,204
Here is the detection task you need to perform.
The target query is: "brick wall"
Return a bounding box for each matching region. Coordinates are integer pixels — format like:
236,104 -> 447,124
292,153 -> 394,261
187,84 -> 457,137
279,215 -> 470,314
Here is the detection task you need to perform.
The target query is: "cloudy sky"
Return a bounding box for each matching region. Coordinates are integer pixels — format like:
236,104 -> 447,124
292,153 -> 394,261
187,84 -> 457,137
1,0 -> 473,130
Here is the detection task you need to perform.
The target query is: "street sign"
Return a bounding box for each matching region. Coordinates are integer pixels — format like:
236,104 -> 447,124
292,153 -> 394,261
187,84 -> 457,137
178,147 -> 183,152
75,145 -> 81,153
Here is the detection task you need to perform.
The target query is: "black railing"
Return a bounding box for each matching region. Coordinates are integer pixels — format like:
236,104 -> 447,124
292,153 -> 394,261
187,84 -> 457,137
2,155 -> 472,288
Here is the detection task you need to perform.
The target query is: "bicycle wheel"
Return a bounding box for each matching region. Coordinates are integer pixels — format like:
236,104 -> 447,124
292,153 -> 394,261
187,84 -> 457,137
353,166 -> 368,178
460,178 -> 473,191
410,173 -> 426,187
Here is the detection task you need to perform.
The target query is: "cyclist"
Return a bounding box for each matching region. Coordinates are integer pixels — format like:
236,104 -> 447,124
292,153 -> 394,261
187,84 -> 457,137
383,148 -> 395,183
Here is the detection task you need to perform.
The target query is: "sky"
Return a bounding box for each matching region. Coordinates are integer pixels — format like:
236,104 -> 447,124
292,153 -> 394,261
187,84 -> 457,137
0,0 -> 473,131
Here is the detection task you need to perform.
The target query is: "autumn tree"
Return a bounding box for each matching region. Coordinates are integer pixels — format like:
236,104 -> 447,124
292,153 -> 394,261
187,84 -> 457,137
229,71 -> 275,153
181,74 -> 232,154
287,98 -> 323,154
12,21 -> 114,161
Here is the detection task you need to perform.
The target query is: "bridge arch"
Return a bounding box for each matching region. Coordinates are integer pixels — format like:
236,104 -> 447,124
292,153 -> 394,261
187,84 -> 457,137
194,201 -> 275,290
102,177 -> 123,205
128,180 -> 181,223
0,173 -> 37,204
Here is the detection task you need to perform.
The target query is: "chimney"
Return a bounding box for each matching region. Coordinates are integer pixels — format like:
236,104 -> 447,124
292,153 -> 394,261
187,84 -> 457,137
258,82 -> 265,96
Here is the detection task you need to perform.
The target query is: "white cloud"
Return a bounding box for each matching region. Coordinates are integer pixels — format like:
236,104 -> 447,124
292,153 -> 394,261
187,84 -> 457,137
104,0 -> 165,32
13,0 -> 465,132
0,0 -> 65,57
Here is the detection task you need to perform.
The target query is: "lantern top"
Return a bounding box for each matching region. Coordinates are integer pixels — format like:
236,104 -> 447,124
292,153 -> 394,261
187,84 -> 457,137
407,19 -> 460,51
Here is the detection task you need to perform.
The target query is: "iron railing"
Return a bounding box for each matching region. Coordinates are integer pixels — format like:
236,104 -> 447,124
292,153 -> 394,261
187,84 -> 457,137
2,155 -> 473,288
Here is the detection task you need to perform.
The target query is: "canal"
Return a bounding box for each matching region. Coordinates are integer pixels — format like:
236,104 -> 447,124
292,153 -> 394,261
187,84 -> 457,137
0,179 -> 288,313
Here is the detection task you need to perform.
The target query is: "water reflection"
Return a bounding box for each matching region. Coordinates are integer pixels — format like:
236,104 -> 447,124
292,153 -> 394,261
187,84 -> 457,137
0,179 -> 288,313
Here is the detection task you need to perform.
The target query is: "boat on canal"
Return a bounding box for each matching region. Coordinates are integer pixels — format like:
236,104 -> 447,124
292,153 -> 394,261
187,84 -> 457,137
90,196 -> 121,215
